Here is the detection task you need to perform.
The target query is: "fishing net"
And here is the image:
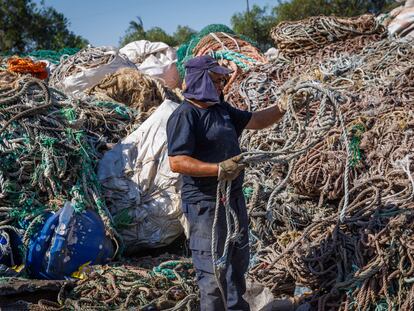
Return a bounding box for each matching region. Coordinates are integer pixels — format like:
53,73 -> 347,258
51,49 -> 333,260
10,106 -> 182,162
27,48 -> 80,65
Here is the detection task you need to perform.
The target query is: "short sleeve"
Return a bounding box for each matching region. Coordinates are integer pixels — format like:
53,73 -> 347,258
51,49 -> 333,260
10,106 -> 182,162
222,102 -> 252,136
166,108 -> 196,157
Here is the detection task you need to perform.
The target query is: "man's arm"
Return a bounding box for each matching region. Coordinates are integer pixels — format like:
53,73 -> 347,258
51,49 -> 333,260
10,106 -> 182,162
245,105 -> 285,130
169,155 -> 218,177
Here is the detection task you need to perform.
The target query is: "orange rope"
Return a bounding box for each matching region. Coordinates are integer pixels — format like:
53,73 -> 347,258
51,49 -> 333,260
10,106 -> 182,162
7,57 -> 48,80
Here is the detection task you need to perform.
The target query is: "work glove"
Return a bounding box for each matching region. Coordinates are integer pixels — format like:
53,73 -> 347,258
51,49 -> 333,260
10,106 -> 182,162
278,88 -> 308,113
218,155 -> 245,181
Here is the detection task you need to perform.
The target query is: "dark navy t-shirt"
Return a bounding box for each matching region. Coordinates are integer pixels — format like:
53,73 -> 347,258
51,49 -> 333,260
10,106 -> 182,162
166,100 -> 252,203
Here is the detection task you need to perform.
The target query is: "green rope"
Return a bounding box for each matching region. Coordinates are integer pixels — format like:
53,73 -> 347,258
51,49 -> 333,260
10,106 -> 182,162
243,187 -> 254,199
94,101 -> 132,119
349,124 -> 365,167
212,50 -> 257,71
152,261 -> 192,280
113,209 -> 133,230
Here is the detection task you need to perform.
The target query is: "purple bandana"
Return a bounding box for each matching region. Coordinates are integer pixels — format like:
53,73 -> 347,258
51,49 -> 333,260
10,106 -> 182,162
183,55 -> 232,104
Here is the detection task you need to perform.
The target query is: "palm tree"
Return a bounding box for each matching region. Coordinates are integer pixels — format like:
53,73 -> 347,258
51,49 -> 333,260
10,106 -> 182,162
128,16 -> 145,36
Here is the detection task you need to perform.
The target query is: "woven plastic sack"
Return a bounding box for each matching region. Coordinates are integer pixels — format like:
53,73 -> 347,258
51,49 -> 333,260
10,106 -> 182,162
264,47 -> 279,61
98,99 -> 186,253
57,47 -> 136,96
120,40 -> 180,89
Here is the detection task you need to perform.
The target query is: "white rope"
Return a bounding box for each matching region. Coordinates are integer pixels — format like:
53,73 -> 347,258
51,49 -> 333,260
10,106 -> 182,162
211,81 -> 352,307
221,32 -> 241,51
394,155 -> 414,197
209,33 -> 228,51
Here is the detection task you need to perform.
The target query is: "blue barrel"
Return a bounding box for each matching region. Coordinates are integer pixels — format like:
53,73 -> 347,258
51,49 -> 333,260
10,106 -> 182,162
26,202 -> 114,279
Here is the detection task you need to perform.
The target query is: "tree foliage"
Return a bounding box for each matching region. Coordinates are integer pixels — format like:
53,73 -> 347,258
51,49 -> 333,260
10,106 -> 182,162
120,18 -> 196,47
231,4 -> 276,51
0,0 -> 88,53
173,26 -> 197,46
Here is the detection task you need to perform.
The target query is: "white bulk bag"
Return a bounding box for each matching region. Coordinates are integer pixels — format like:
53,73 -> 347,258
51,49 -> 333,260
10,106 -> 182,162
120,40 -> 180,89
98,99 -> 185,253
54,46 -> 136,97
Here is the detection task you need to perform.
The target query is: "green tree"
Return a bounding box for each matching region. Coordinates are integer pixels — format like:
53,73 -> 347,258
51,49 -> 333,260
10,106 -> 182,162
120,18 -> 196,47
119,17 -> 146,47
29,6 -> 87,50
0,0 -> 87,53
231,4 -> 277,51
146,27 -> 177,46
172,25 -> 196,46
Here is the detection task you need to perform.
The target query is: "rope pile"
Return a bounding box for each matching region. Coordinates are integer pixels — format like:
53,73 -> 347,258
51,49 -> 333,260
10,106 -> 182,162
30,255 -> 198,311
0,43 -> 196,310
271,14 -> 384,57
225,13 -> 414,310
0,70 -> 19,89
0,72 -> 139,261
225,31 -> 383,110
177,24 -> 266,93
0,46 -> 194,309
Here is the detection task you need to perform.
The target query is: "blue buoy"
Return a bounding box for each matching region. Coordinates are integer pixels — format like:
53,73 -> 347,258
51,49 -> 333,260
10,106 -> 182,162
26,202 -> 114,279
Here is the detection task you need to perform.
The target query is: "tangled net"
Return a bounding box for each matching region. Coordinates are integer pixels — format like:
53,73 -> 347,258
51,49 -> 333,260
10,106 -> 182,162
271,14 -> 384,57
226,13 -> 414,310
176,24 -> 266,92
27,48 -> 80,65
0,48 -> 79,66
0,72 -> 140,262
31,255 -> 199,311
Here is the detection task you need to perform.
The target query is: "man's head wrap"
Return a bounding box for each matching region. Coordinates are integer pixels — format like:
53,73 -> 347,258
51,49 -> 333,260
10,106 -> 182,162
183,55 -> 232,104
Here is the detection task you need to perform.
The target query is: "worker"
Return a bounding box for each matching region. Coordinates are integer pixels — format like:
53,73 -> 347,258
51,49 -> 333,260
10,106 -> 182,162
166,55 -> 302,311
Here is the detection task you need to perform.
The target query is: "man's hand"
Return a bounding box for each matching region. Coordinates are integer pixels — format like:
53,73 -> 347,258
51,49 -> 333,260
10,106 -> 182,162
278,88 -> 308,113
218,155 -> 245,181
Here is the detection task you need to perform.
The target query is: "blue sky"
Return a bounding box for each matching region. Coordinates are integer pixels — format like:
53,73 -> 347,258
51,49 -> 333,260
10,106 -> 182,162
35,0 -> 275,47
